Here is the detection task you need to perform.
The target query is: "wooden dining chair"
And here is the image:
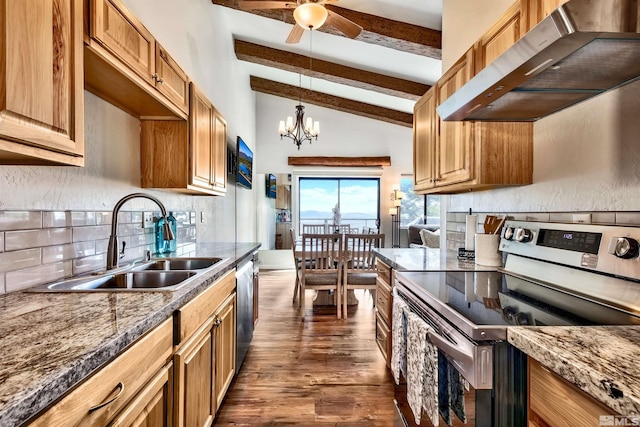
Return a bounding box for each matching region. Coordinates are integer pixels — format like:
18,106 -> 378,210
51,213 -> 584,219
290,227 -> 301,305
342,233 -> 385,318
302,224 -> 326,234
299,233 -> 343,319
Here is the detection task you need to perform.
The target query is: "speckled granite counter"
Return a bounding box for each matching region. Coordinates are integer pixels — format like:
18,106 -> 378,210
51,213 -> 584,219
374,247 -> 499,272
508,326 -> 640,416
0,242 -> 260,427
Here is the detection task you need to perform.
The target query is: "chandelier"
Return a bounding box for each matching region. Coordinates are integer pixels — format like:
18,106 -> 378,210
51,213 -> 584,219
278,26 -> 320,150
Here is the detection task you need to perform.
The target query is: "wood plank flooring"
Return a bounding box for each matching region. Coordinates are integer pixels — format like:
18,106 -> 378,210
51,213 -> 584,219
215,270 -> 397,426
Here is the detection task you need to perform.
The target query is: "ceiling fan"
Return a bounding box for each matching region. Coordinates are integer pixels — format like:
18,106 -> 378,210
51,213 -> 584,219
237,0 -> 363,44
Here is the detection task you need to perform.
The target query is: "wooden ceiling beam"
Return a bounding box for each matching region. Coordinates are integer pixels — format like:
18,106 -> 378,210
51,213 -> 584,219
288,156 -> 391,167
211,0 -> 441,59
235,40 -> 429,101
250,76 -> 413,127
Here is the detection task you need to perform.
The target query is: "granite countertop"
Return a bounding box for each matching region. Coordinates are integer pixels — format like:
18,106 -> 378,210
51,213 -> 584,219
508,326 -> 640,416
0,242 -> 260,427
374,247 -> 499,272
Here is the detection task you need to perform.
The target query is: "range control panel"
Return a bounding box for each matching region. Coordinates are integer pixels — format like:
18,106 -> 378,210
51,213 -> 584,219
500,221 -> 640,281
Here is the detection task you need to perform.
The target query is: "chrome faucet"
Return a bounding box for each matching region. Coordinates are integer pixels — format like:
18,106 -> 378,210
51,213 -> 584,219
106,193 -> 175,270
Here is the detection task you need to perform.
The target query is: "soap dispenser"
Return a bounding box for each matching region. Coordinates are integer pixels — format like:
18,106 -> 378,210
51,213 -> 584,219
155,216 -> 166,254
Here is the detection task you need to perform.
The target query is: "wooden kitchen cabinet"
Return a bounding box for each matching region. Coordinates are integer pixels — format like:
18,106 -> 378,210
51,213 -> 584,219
214,293 -> 236,412
173,270 -> 236,426
174,318 -> 216,427
522,0 -> 569,32
28,318 -> 173,427
436,48 -> 475,188
140,83 -> 227,196
0,0 -> 84,166
375,260 -> 393,368
109,362 -> 174,427
477,1 -> 525,69
413,47 -> 533,195
85,0 -> 189,119
413,88 -> 437,193
528,357 -> 617,427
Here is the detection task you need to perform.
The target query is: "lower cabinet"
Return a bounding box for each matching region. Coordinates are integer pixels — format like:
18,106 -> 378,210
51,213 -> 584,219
174,318 -> 216,427
375,260 -> 393,367
28,318 -> 174,427
528,357 -> 618,427
109,362 -> 174,427
27,269 -> 238,427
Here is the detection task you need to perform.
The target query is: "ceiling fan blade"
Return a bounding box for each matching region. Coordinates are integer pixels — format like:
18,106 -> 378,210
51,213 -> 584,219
326,10 -> 363,39
286,24 -> 304,44
237,1 -> 296,10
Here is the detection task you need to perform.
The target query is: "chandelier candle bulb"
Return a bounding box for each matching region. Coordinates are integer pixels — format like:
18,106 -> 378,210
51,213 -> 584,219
305,117 -> 313,132
278,120 -> 286,135
286,116 -> 293,131
313,121 -> 319,135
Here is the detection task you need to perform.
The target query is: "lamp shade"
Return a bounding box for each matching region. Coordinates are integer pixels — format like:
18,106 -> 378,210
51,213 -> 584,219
293,3 -> 328,29
388,207 -> 396,216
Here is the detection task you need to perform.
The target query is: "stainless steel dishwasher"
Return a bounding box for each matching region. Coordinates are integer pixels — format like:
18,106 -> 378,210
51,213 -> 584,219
236,259 -> 254,373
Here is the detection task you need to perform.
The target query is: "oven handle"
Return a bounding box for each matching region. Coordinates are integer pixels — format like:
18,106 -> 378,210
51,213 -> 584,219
426,330 -> 473,365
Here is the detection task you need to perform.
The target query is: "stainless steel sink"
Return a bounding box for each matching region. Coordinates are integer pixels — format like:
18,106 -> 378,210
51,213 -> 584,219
28,257 -> 227,292
33,271 -> 198,292
131,257 -> 225,271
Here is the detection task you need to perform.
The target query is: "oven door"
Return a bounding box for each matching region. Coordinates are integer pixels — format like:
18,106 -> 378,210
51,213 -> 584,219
395,280 -> 493,390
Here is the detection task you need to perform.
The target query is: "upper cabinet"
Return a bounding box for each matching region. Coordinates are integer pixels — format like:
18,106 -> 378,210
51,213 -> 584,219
522,0 -> 569,32
276,185 -> 291,210
85,0 -> 189,119
477,2 -> 525,69
0,0 -> 84,166
414,44 -> 534,194
140,83 -> 227,196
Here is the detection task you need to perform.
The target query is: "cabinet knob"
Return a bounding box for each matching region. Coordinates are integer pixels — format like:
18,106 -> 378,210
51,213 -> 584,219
151,73 -> 158,81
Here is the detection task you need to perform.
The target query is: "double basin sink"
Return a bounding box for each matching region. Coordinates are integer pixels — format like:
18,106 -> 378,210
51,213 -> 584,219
30,257 -> 227,292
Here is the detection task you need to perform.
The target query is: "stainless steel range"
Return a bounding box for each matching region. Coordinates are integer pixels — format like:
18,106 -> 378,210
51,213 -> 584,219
394,221 -> 640,427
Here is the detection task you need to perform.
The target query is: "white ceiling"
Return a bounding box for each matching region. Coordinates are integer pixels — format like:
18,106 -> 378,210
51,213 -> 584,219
217,0 -> 443,114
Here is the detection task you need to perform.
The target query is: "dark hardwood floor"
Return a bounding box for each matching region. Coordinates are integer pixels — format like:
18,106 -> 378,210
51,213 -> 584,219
215,270 -> 397,426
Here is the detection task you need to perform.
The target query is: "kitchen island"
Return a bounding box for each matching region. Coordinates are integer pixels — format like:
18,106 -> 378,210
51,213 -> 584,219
373,247 -> 499,272
0,242 -> 260,427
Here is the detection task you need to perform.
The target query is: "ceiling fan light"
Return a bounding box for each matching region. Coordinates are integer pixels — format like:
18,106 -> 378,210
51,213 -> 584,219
293,3 -> 328,30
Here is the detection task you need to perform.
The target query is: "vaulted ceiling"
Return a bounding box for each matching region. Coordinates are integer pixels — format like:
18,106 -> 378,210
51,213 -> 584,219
211,0 -> 443,126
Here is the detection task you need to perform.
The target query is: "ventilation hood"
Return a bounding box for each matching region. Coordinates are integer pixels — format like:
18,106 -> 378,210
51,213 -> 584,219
437,0 -> 640,122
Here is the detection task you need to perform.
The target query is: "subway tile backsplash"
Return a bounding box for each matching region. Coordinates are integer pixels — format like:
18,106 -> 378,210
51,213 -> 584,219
0,210 -> 196,294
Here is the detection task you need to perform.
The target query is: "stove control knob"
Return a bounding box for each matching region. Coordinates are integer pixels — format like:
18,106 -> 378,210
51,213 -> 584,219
503,227 -> 515,240
514,228 -> 533,243
502,306 -> 517,323
614,237 -> 639,259
515,312 -> 532,326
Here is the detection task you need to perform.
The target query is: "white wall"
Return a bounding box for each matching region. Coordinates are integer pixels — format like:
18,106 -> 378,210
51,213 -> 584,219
0,0 -> 258,243
254,92 -> 414,249
442,0 -> 640,215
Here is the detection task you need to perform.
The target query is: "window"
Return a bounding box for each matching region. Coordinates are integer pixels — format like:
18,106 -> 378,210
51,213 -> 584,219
399,177 -> 440,227
299,178 -> 380,233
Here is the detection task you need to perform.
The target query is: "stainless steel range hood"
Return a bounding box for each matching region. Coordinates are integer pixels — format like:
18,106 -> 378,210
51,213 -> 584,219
437,0 -> 640,122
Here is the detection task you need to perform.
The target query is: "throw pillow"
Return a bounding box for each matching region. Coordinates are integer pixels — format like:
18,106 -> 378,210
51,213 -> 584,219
419,228 -> 440,248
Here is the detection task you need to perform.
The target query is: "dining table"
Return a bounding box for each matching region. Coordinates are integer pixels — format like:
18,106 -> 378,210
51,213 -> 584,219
293,236 -> 371,306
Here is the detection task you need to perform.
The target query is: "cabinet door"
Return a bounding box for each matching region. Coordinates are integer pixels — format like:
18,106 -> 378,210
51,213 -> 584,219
189,84 -> 214,191
155,43 -> 189,114
436,48 -> 474,187
478,2 -> 524,69
109,363 -> 173,427
276,186 -> 291,209
174,319 -> 216,427
212,110 -> 227,191
0,0 -> 84,164
90,0 -> 155,86
215,293 -> 236,412
413,89 -> 437,192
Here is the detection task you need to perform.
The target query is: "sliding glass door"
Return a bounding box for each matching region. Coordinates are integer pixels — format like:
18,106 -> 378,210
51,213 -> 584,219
299,178 -> 380,233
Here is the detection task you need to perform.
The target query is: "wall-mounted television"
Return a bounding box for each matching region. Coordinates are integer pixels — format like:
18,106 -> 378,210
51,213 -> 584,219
266,174 -> 276,198
236,136 -> 253,189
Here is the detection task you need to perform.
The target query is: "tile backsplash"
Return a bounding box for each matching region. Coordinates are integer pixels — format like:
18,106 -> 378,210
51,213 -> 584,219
446,210 -> 640,252
0,210 -> 196,294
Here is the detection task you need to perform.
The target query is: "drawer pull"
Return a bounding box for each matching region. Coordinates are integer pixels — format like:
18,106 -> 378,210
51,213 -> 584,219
88,382 -> 125,412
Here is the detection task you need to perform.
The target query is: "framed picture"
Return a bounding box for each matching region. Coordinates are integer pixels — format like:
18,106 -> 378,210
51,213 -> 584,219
266,174 -> 276,198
